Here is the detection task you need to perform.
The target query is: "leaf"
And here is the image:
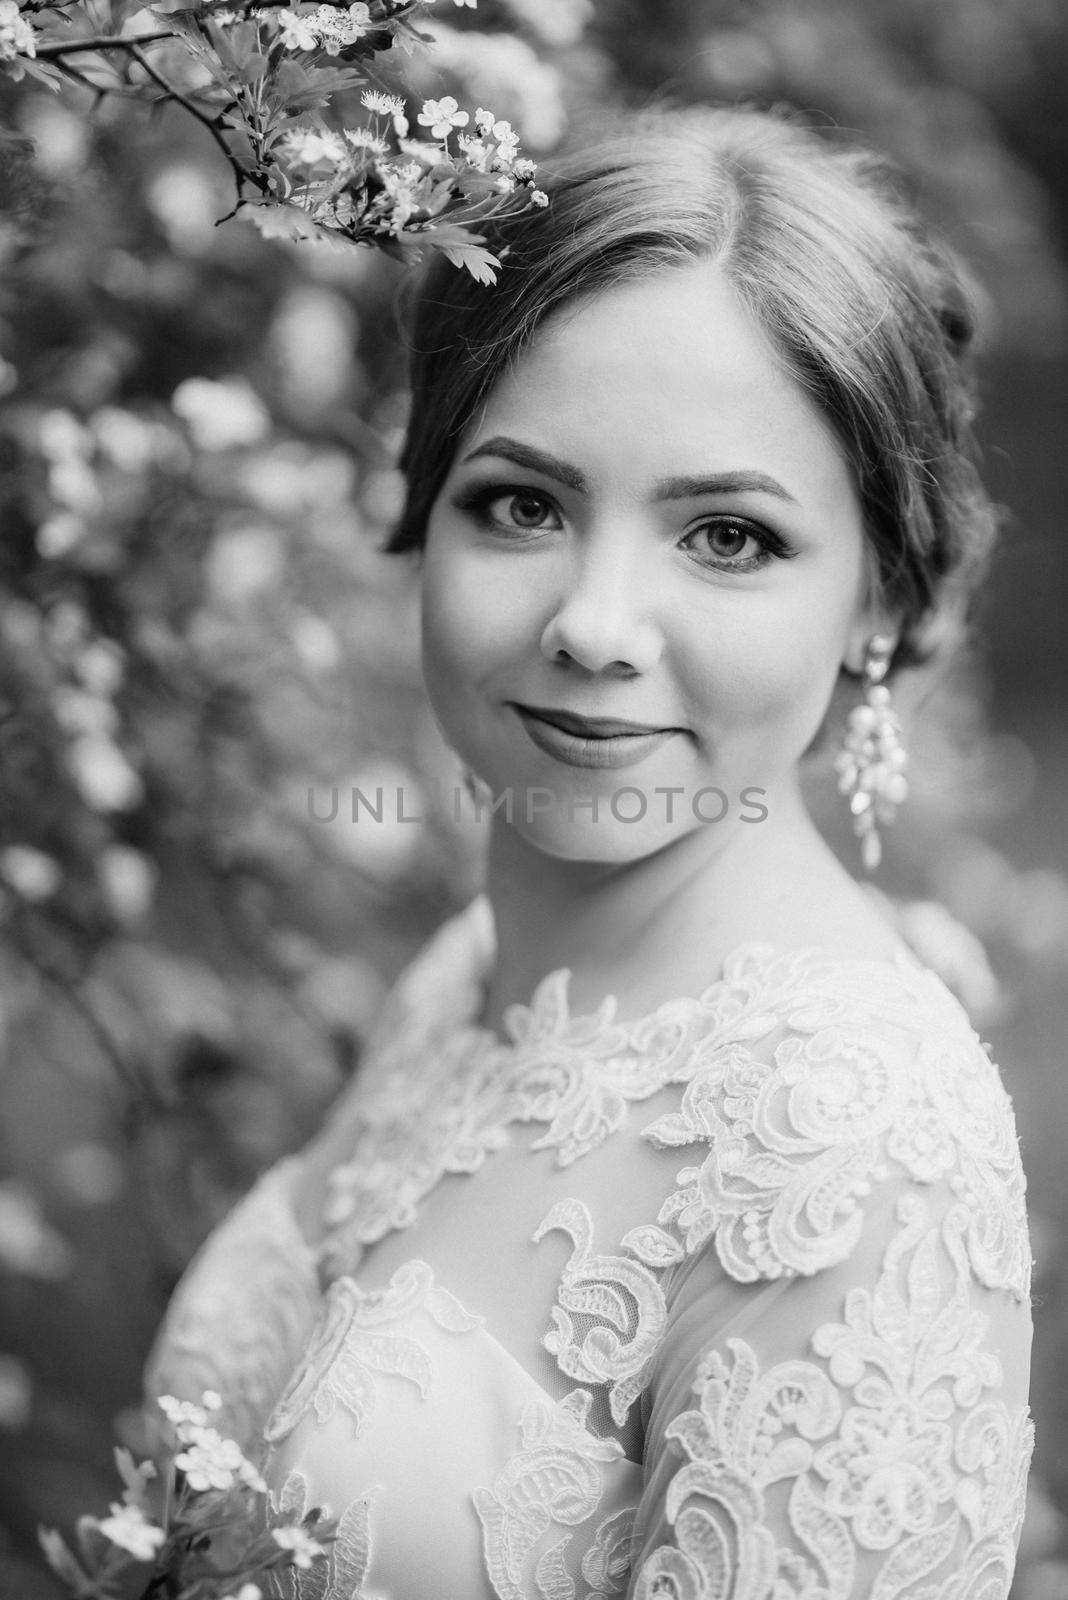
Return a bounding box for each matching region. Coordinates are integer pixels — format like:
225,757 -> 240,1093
419,221 -> 487,249
241,201 -> 352,252
242,201 -> 322,241
113,1446 -> 157,1509
435,242 -> 501,283
239,53 -> 268,84
271,61 -> 366,112
9,57 -> 65,91
391,15 -> 434,50
38,1528 -> 94,1591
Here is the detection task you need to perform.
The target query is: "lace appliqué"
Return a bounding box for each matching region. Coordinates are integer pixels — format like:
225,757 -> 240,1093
316,974 -> 708,1278
474,1388 -> 637,1600
533,1198 -> 678,1428
643,949 -> 1029,1299
265,1259 -> 482,1448
318,937 -> 1026,1314
498,971 -> 709,1167
631,1195 -> 1035,1600
266,1467 -> 378,1600
318,1026 -> 509,1278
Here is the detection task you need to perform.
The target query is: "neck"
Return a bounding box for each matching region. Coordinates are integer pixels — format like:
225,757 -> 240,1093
479,777 -> 840,1027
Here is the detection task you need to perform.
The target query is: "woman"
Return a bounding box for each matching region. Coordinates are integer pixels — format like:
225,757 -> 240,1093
146,107 -> 1034,1598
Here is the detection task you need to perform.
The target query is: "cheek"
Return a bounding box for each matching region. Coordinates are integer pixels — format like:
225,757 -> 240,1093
419,541 -> 529,702
678,590 -> 857,736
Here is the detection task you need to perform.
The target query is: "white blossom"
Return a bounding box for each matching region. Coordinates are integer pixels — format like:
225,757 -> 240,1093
417,96 -> 469,140
272,1525 -> 327,1569
361,89 -> 404,116
158,1394 -> 210,1430
0,0 -> 35,62
423,27 -> 565,148
175,1425 -> 245,1491
457,134 -> 489,172
96,1503 -> 166,1562
313,2 -> 370,51
343,127 -> 387,154
276,8 -> 319,50
279,127 -> 348,167
377,163 -> 421,235
529,189 -> 548,207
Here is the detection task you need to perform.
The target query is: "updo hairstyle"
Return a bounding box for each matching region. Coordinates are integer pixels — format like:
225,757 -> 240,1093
390,105 -> 998,673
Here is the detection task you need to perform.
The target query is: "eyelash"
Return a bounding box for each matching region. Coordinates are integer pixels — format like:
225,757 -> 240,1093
450,483 -> 794,573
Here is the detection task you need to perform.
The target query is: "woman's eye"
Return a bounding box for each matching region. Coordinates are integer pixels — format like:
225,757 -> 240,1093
496,491 -> 555,529
454,485 -> 562,536
683,517 -> 776,569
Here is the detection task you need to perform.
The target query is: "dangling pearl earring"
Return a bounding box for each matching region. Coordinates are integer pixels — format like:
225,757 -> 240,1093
834,634 -> 908,872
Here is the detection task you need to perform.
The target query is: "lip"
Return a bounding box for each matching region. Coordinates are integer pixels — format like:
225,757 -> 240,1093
514,704 -> 675,738
511,704 -> 681,771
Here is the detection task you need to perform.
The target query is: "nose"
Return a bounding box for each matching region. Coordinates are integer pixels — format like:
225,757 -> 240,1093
539,535 -> 663,676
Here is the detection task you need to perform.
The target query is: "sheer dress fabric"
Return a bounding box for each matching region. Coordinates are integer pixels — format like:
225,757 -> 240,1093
145,896 -> 1034,1599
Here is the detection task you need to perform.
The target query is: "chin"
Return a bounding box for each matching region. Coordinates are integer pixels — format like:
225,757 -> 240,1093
500,805 -> 695,866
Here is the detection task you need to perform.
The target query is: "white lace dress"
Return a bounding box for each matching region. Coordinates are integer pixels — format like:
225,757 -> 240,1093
144,896 -> 1034,1599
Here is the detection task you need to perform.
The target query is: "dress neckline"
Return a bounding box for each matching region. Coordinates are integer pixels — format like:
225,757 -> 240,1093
316,891 -> 991,1275
452,893 -> 935,1054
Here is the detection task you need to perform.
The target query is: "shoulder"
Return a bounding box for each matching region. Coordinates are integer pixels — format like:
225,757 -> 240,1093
641,935 -> 1031,1302
359,896 -> 491,1064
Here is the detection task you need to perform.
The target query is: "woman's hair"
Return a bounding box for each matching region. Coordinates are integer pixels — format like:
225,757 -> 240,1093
390,104 -> 998,670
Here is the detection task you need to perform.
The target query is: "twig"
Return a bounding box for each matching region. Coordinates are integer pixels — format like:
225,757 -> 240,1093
35,30 -> 175,56
127,40 -> 252,208
33,31 -> 256,208
48,53 -> 147,100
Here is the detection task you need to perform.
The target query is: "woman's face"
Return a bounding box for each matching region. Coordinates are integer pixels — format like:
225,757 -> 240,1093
421,262 -> 882,863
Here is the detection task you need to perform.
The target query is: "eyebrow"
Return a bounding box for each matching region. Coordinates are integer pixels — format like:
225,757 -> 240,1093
460,436 -> 799,506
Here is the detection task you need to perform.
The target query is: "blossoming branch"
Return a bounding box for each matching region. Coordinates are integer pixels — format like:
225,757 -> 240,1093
1,0 -> 546,280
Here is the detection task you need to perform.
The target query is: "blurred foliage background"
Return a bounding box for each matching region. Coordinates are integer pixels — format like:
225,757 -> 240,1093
1,0 -> 1067,1594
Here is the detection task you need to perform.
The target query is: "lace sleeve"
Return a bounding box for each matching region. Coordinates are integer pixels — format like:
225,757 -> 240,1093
626,1170 -> 1034,1599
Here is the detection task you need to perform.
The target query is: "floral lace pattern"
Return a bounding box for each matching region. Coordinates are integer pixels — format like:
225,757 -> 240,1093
318,1025 -> 507,1276
533,1199 -> 673,1428
265,1259 -> 483,1448
145,899 -> 1033,1599
644,977 -> 1030,1296
630,1196 -> 1033,1600
474,1388 -> 638,1600
266,1468 -> 377,1600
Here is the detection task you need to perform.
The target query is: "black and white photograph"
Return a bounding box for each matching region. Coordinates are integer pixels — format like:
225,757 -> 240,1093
1,2 -> 1066,1595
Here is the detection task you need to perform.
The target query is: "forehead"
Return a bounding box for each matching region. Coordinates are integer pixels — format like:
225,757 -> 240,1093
464,262 -> 851,497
